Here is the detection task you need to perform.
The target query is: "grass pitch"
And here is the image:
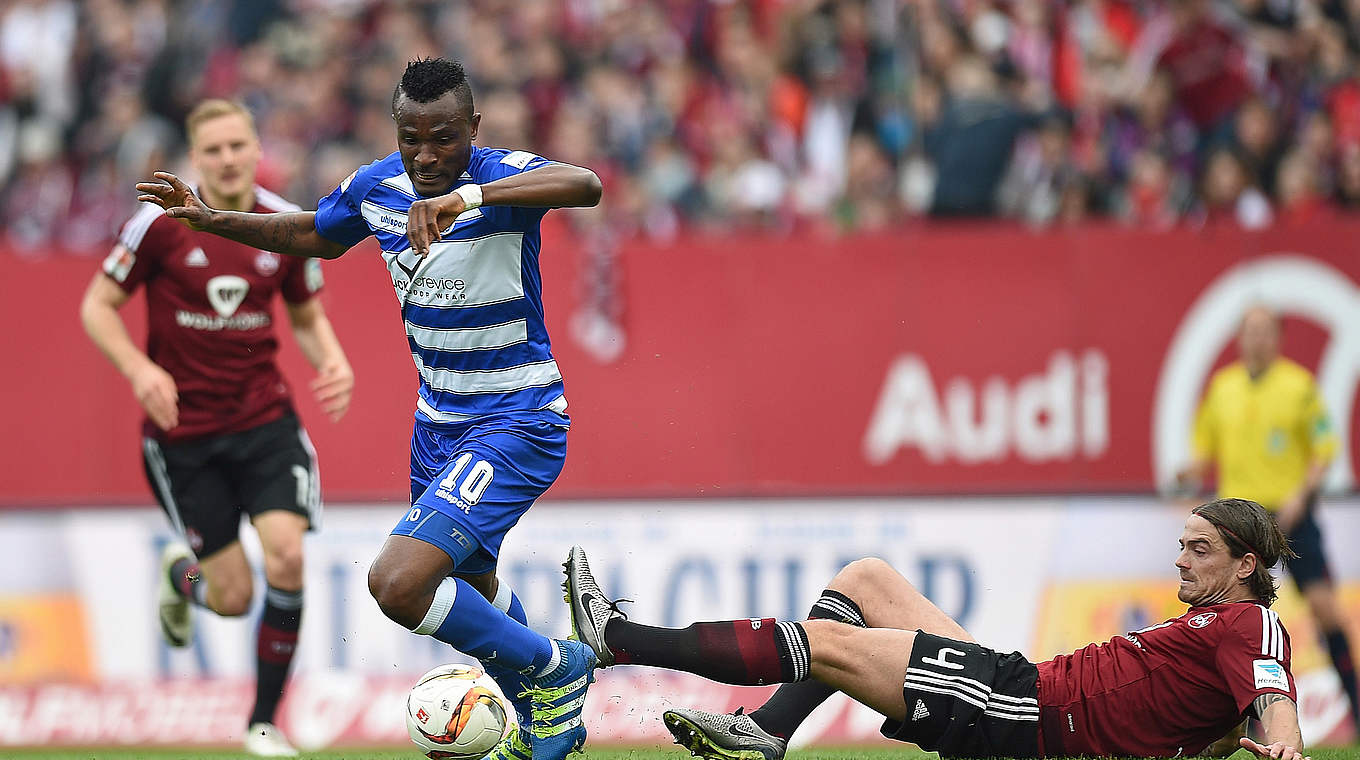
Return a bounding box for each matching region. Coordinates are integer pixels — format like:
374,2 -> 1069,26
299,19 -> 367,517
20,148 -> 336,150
2,747 -> 1356,760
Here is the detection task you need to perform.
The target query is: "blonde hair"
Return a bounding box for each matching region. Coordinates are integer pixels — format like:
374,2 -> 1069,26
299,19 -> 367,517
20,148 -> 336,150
185,99 -> 257,145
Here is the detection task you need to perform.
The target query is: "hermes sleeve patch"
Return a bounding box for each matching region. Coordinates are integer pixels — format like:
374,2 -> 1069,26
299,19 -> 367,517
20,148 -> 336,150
1253,659 -> 1289,690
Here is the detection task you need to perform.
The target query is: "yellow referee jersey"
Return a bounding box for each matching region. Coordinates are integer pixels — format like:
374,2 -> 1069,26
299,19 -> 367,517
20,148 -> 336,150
1191,357 -> 1336,510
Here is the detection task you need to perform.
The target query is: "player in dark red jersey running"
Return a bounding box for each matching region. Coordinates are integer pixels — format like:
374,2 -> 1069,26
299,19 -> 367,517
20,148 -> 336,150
79,100 -> 353,758
564,497 -> 1311,759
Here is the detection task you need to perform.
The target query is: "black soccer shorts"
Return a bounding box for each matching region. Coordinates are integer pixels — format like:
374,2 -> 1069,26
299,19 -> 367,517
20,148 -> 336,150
1282,497 -> 1332,589
881,631 -> 1042,759
141,412 -> 320,558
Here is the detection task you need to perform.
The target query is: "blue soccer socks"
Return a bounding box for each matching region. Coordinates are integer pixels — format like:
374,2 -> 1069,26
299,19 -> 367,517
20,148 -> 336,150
413,577 -> 556,675
485,581 -> 533,726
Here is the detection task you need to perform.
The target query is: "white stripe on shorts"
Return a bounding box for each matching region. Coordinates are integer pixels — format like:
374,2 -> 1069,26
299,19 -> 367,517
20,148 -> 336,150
143,437 -> 186,536
297,424 -> 322,529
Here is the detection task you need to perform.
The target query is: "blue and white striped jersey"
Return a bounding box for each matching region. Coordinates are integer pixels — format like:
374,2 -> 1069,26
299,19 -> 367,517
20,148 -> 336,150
314,146 -> 566,424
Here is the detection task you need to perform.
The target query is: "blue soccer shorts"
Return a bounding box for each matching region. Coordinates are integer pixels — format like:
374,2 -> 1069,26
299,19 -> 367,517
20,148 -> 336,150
390,410 -> 568,574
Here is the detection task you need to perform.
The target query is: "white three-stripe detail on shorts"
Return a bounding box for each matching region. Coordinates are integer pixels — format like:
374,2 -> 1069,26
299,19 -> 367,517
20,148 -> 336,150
904,668 -> 1039,722
143,437 -> 185,535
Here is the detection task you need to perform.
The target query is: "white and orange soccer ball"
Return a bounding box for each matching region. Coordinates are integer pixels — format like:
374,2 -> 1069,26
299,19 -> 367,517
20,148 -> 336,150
405,664 -> 515,759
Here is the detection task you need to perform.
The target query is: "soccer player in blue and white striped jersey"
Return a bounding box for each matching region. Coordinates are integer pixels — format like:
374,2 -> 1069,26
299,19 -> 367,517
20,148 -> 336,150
136,57 -> 602,760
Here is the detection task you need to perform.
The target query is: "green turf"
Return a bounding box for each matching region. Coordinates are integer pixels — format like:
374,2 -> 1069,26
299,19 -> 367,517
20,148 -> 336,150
1,747 -> 1355,760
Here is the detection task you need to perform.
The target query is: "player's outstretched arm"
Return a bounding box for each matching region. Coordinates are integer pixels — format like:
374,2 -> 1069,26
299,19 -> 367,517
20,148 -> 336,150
406,163 -> 602,255
135,172 -> 350,260
1241,694 -> 1310,760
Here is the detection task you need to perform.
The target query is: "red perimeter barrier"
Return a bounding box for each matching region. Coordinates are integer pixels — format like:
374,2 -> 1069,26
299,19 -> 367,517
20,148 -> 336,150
4,219 -> 1359,506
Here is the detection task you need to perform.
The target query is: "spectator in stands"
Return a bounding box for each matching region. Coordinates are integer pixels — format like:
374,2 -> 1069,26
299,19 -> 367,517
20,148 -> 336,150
1232,97 -> 1285,195
1155,0 -> 1255,138
1,119 -> 72,255
927,56 -> 1039,216
4,0 -> 1360,247
1119,148 -> 1182,228
998,112 -> 1078,226
1275,148 -> 1335,223
1334,141 -> 1360,208
1198,147 -> 1274,228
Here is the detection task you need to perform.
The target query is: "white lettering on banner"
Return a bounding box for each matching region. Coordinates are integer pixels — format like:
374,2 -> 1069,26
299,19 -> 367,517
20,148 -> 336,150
863,350 -> 1110,466
0,675 -> 893,748
1153,256 -> 1360,492
18,501 -> 1360,747
49,503 -> 1057,682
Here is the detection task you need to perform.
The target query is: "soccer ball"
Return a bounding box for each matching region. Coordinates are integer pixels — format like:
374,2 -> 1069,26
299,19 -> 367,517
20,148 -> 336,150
405,664 -> 514,759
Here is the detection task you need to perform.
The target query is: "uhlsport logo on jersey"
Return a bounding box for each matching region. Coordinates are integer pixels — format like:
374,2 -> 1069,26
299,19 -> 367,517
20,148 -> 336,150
1152,256 -> 1360,494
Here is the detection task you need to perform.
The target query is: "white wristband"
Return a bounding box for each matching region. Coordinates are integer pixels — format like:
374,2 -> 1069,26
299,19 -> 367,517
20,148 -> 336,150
454,183 -> 483,210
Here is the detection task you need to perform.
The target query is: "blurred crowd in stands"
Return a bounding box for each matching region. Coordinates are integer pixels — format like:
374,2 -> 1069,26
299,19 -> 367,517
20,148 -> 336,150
3,0 -> 1360,255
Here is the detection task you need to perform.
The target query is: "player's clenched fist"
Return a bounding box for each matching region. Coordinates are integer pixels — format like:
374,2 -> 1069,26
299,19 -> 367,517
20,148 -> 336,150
136,171 -> 215,230
130,360 -> 179,431
1241,737 -> 1311,760
406,192 -> 466,257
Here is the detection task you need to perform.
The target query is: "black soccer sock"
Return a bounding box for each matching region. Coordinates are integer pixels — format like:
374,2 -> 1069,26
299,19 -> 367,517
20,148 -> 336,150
169,557 -> 210,607
1324,629 -> 1360,722
249,586 -> 303,727
750,590 -> 867,739
604,617 -> 810,685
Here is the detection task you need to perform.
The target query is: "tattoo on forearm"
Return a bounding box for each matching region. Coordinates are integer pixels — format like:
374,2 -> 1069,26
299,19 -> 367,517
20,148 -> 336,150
210,211 -> 317,256
1253,693 -> 1290,718
259,213 -> 303,251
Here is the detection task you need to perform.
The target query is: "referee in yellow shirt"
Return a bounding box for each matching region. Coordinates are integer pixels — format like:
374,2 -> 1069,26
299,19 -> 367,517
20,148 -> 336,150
1180,305 -> 1358,727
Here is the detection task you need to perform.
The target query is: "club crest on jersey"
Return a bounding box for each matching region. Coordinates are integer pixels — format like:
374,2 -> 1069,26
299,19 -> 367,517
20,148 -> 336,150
207,275 -> 250,317
254,251 -> 281,276
1188,611 -> 1217,629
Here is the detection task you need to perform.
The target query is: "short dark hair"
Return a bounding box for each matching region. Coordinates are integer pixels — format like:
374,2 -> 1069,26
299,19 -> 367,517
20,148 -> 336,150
1192,497 -> 1296,607
392,57 -> 474,114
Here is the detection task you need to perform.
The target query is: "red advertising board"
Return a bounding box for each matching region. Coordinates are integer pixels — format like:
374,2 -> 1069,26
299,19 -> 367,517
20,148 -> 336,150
3,220 -> 1358,504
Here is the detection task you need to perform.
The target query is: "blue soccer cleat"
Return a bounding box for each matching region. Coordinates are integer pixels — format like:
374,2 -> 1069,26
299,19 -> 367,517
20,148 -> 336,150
523,638 -> 597,760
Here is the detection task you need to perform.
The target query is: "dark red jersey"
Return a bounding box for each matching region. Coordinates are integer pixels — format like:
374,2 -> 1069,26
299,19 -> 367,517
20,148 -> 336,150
1156,20 -> 1252,129
1037,601 -> 1295,758
103,188 -> 323,443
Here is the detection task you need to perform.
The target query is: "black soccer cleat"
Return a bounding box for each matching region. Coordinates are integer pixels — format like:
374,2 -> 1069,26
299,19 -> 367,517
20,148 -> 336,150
663,707 -> 788,760
561,545 -> 627,668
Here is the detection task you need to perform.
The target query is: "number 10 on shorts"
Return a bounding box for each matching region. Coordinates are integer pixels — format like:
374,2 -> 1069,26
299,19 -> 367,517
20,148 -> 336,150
434,452 -> 494,513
